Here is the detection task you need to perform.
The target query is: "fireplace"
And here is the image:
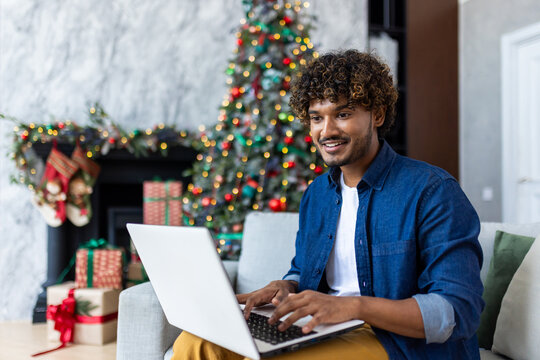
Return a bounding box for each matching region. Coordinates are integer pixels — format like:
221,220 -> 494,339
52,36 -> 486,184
32,143 -> 197,322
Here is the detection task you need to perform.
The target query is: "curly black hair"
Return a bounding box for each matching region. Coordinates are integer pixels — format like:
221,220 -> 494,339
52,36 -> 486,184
289,49 -> 398,138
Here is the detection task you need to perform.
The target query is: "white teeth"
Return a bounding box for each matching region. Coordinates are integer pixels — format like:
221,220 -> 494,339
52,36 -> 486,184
325,143 -> 343,147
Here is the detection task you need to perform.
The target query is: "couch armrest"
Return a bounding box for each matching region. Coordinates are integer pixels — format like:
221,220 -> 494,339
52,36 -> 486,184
116,282 -> 181,360
222,260 -> 239,291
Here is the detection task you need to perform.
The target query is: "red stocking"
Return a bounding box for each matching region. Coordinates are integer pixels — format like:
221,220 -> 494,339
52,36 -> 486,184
32,144 -> 79,227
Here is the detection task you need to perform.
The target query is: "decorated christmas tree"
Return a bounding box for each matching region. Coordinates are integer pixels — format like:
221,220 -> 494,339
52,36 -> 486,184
183,0 -> 326,258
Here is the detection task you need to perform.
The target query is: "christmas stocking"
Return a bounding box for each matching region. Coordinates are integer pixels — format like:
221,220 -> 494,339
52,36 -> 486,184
32,144 -> 79,227
66,144 -> 101,227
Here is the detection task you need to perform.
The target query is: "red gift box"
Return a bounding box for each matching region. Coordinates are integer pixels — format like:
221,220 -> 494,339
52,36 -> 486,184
75,248 -> 123,289
143,180 -> 183,226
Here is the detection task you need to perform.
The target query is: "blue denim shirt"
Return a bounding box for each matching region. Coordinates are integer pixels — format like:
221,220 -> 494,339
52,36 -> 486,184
283,141 -> 484,359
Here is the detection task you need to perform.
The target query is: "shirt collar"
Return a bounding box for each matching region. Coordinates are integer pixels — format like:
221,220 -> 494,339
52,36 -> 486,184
327,140 -> 397,191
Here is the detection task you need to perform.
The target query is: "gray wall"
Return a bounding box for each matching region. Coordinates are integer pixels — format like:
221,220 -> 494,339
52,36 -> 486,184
0,0 -> 367,320
460,0 -> 540,221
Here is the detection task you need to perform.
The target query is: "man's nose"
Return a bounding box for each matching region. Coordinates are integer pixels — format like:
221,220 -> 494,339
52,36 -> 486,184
321,117 -> 339,138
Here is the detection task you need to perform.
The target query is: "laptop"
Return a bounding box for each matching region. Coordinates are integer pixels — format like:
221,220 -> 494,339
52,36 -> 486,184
126,223 -> 364,359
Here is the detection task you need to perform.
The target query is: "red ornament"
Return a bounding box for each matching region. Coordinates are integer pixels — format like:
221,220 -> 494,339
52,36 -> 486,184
58,123 -> 65,129
283,16 -> 292,25
221,141 -> 231,150
224,193 -> 233,202
284,137 -> 294,145
283,57 -> 292,65
237,38 -> 243,46
269,198 -> 283,212
21,133 -> 28,140
108,138 -> 116,144
282,80 -> 290,90
268,35 -> 275,41
314,166 -> 324,174
304,135 -> 313,143
231,87 -> 241,98
287,161 -> 296,169
202,197 -> 212,207
192,187 -> 202,195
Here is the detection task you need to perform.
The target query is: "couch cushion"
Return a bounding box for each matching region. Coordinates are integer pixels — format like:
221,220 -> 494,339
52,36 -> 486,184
236,212 -> 299,294
492,234 -> 540,359
477,231 -> 535,349
478,222 -> 540,283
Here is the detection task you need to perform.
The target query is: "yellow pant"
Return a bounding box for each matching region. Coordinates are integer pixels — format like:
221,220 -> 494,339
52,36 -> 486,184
171,324 -> 389,360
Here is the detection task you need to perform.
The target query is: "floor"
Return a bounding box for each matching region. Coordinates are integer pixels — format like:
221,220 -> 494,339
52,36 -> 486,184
0,321 -> 116,360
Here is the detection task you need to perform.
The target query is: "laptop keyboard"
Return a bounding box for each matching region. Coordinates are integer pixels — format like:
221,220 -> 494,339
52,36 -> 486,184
246,312 -> 317,345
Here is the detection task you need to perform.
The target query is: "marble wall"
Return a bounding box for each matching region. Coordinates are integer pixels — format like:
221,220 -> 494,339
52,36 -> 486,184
0,0 -> 367,320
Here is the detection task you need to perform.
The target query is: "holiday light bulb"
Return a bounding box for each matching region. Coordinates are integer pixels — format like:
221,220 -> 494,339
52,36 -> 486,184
311,146 -> 317,152
236,172 -> 243,178
206,215 -> 213,221
304,2 -> 310,7
283,162 -> 289,169
197,154 -> 204,161
29,123 -> 35,129
296,37 -> 302,43
282,147 -> 289,154
285,3 -> 292,8
274,33 -> 281,40
313,52 -> 319,58
145,128 -> 152,135
37,127 -> 43,133
121,137 -> 128,144
279,20 -> 286,26
243,71 -> 250,77
232,188 -> 239,194
282,179 -> 288,186
297,24 -> 304,30
275,104 -> 282,111
249,55 -> 255,62
286,130 -> 293,137
253,204 -> 259,210
222,150 -> 229,157
227,134 -> 234,141
236,103 -> 243,109
206,156 -> 213,162
183,197 -> 189,204
202,171 -> 208,177
160,143 -> 168,150
246,139 -> 253,146
293,49 -> 300,55
273,3 -> 279,10
290,63 -> 297,69
241,156 -> 248,162
90,107 -> 96,114
239,87 -> 246,93
280,90 -> 286,96
264,152 -> 270,158
251,40 -> 258,46
253,108 -> 260,115
260,169 -> 266,175
87,151 -> 93,158
228,205 -> 235,211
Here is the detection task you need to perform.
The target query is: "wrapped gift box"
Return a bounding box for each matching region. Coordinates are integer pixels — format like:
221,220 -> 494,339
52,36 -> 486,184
143,180 -> 183,226
47,282 -> 121,345
75,248 -> 123,289
126,262 -> 149,288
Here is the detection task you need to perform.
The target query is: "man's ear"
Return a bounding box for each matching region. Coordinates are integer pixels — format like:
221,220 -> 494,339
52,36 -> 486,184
373,107 -> 386,128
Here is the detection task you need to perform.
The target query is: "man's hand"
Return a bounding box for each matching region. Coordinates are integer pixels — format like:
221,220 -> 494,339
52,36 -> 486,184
236,280 -> 298,320
268,290 -> 360,334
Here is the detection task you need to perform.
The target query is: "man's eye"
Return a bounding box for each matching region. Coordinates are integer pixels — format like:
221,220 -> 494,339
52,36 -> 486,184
338,112 -> 350,118
310,116 -> 321,122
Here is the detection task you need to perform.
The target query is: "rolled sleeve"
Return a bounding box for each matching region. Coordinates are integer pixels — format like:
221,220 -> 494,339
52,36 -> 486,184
414,293 -> 455,343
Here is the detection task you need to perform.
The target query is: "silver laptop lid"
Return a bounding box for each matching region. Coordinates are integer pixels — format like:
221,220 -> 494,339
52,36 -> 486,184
126,223 -> 260,359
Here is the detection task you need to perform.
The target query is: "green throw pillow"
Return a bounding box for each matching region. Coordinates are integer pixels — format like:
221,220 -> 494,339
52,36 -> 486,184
477,230 -> 535,349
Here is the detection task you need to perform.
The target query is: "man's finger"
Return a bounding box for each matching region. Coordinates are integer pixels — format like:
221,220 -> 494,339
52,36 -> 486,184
269,294 -> 306,324
277,306 -> 312,331
271,288 -> 289,305
301,317 -> 320,334
236,293 -> 248,304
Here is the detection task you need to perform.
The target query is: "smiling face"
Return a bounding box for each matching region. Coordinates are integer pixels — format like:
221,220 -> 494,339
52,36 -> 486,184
309,97 -> 384,185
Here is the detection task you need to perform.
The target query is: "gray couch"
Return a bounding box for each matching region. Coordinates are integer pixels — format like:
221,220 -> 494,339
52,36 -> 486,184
116,212 -> 540,360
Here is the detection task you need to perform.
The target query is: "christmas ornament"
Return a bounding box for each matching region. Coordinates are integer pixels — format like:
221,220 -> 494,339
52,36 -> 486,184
202,197 -> 212,207
269,198 -> 286,212
284,137 -> 294,145
224,193 -> 233,202
314,165 -> 324,174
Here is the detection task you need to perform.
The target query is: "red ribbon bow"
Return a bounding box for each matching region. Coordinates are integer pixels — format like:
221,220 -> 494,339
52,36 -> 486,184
32,288 -> 76,357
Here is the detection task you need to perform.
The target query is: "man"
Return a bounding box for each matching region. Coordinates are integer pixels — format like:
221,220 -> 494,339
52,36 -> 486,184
173,50 -> 484,359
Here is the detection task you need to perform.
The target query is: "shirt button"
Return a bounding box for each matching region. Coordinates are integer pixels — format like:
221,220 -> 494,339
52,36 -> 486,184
315,268 -> 321,274
362,281 -> 366,287
335,199 -> 340,205
359,239 -> 363,245
328,234 -> 333,239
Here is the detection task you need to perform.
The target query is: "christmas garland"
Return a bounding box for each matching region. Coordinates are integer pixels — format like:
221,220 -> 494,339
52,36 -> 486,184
3,103 -> 196,192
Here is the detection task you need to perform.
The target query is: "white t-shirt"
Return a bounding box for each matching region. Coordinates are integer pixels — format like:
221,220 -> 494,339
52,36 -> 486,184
325,173 -> 361,296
